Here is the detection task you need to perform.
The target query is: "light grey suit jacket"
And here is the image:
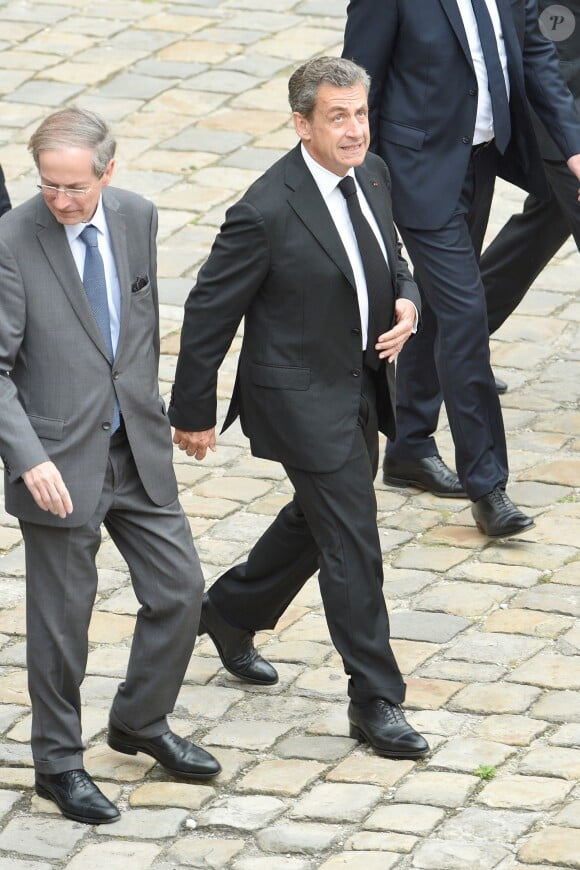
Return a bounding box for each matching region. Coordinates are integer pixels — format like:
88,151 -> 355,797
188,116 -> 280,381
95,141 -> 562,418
0,186 -> 177,527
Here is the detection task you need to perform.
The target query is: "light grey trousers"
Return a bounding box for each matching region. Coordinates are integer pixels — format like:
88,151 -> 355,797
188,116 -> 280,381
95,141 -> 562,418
21,437 -> 203,774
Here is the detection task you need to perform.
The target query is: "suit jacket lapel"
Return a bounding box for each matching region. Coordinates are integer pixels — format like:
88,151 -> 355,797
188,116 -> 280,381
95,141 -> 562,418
35,198 -> 111,360
284,145 -> 357,289
439,0 -> 474,67
103,189 -> 131,362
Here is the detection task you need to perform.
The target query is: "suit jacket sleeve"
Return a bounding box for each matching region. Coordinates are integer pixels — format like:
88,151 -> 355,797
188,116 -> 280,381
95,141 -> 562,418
0,235 -> 51,480
343,0 -> 398,153
519,0 -> 580,158
169,200 -> 270,431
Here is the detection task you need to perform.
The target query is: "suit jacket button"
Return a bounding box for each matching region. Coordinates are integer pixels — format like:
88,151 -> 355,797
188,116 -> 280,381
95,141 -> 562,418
102,422 -> 111,431
469,88 -> 477,96
351,327 -> 361,336
462,136 -> 471,144
352,368 -> 361,377
113,371 -> 119,380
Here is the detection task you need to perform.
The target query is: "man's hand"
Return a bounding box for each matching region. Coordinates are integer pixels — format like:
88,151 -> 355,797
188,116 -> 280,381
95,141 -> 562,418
566,153 -> 580,201
376,298 -> 417,363
22,461 -> 73,519
173,427 -> 217,461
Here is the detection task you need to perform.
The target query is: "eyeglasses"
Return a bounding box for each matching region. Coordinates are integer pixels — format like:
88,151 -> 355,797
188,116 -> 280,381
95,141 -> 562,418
37,183 -> 92,199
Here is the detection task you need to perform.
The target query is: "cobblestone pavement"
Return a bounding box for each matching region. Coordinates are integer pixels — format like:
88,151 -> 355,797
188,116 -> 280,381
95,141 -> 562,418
1,0 -> 579,868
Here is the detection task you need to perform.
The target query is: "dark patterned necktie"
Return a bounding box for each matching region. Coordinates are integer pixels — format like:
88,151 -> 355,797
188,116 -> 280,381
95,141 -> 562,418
470,0 -> 511,153
338,176 -> 391,370
80,224 -> 120,432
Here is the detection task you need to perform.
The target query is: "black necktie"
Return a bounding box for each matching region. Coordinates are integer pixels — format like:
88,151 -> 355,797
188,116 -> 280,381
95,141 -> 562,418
338,176 -> 391,370
470,0 -> 511,153
80,224 -> 120,433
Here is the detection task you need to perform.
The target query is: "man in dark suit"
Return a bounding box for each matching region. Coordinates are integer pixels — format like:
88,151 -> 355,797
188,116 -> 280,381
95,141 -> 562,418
0,164 -> 11,217
343,0 -> 580,537
170,57 -> 428,760
482,0 -> 580,335
0,108 -> 220,825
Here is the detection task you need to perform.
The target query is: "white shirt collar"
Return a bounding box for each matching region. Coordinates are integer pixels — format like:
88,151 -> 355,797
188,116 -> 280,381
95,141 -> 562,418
65,195 -> 106,243
300,143 -> 356,198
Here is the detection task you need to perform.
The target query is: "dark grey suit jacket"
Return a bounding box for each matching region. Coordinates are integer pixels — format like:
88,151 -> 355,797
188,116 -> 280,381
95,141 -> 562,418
169,145 -> 420,474
0,187 -> 178,526
343,0 -> 580,229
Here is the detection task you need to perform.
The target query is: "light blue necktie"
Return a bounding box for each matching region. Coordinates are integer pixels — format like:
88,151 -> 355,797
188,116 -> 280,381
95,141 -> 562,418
80,224 -> 120,433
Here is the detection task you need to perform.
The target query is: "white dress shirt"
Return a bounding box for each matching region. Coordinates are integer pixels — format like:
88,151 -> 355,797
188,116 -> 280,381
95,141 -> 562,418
301,143 -> 390,351
456,0 -> 510,145
65,197 -> 121,354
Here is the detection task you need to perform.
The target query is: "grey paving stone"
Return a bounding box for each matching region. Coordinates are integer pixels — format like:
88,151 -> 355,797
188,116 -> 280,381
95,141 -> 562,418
518,746 -> 580,780
204,719 -> 292,749
364,803 -> 446,835
4,81 -> 84,105
0,788 -> 23,820
437,807 -> 539,843
0,816 -> 87,859
234,859 -> 311,870
197,795 -> 286,830
383,570 -> 439,599
275,736 -> 355,761
65,841 -> 163,869
162,127 -> 252,153
394,772 -> 478,808
221,146 -> 287,170
512,584 -> 580,617
0,860 -> 53,870
390,611 -> 471,643
94,808 -> 188,839
290,782 -> 383,823
441,633 -> 545,665
477,774 -> 573,810
411,838 -> 509,869
418,661 -> 506,683
163,836 -> 245,868
427,737 -> 517,773
257,822 -> 341,854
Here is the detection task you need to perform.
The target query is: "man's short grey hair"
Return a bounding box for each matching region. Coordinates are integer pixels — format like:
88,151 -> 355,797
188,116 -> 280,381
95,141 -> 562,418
28,106 -> 116,178
288,56 -> 370,119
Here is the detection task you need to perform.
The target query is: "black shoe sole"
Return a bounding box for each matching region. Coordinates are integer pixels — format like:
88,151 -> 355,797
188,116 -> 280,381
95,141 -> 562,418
107,735 -> 221,781
35,784 -> 120,825
474,519 -> 535,538
383,474 -> 467,499
349,723 -> 430,760
200,621 -> 279,686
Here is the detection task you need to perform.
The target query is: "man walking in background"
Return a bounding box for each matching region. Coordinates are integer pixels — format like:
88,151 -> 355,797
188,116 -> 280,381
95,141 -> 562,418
482,0 -> 580,338
343,0 -> 580,537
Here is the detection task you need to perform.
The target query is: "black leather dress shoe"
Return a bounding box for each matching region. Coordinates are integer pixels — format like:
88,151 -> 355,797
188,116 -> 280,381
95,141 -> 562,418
383,455 -> 466,498
495,376 -> 508,394
108,725 -> 221,780
348,699 -> 430,759
35,769 -> 120,825
199,593 -> 278,685
472,487 -> 534,538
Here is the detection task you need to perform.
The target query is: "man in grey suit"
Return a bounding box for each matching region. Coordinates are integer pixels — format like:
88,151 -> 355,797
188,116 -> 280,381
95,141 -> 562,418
0,107 -> 220,825
170,57 -> 428,761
